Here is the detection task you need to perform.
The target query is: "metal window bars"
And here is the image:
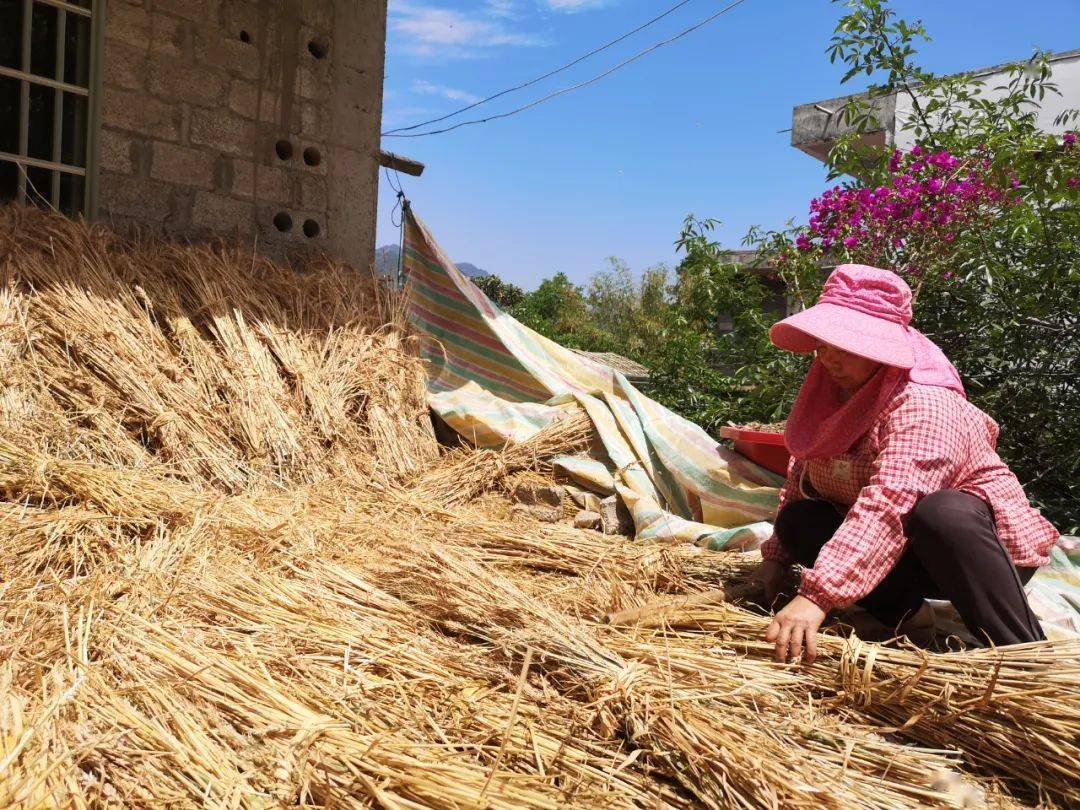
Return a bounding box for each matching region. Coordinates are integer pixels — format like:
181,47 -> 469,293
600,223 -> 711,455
0,0 -> 103,217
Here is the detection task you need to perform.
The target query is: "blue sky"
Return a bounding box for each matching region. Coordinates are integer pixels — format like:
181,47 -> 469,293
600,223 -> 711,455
377,0 -> 1079,288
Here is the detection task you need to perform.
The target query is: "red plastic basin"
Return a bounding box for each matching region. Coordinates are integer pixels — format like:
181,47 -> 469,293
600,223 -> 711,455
719,426 -> 790,477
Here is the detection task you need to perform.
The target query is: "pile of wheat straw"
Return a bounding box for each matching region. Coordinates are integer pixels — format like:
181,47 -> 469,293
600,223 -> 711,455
1,207 -> 1076,808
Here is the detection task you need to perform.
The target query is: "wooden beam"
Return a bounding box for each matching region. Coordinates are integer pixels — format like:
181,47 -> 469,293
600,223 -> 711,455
379,150 -> 425,177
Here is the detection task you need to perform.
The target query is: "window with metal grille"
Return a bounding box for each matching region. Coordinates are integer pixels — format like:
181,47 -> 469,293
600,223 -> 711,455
1,0 -> 102,217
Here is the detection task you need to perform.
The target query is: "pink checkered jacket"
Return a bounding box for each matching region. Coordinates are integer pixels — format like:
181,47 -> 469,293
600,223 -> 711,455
760,382 -> 1059,612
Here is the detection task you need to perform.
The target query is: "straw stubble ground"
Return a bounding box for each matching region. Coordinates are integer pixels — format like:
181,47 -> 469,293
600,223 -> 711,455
1,208 -> 1076,808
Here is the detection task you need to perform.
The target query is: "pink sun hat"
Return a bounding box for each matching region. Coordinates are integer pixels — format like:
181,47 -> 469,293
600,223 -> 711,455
770,264 -> 916,369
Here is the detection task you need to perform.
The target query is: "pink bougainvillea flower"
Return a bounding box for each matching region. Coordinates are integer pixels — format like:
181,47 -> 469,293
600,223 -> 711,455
795,144 -> 1012,275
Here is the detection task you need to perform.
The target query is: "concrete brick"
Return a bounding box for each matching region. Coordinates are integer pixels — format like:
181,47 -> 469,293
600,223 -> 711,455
196,37 -> 260,81
300,174 -> 327,210
254,202 -> 295,235
228,81 -> 280,121
224,2 -> 270,38
189,109 -> 258,156
103,41 -> 147,91
296,139 -> 330,178
231,162 -> 291,202
300,103 -> 324,139
149,58 -> 225,107
103,88 -> 182,141
298,210 -> 326,239
148,13 -> 187,57
167,186 -> 196,230
150,142 -> 215,188
98,172 -> 174,220
132,140 -> 153,175
153,0 -> 208,22
300,0 -> 333,29
297,64 -> 330,101
342,62 -> 380,95
322,73 -> 376,146
105,3 -> 150,48
227,80 -> 257,119
99,129 -> 136,174
191,191 -> 255,230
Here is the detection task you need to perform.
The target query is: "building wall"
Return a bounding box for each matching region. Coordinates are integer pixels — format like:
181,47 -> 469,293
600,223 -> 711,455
893,51 -> 1080,150
792,49 -> 1080,165
96,0 -> 387,270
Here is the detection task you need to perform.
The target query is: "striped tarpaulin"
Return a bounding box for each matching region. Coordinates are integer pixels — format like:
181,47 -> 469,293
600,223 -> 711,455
403,208 -> 783,546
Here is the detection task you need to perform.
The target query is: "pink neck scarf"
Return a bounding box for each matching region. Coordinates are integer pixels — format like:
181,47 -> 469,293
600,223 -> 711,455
784,329 -> 965,460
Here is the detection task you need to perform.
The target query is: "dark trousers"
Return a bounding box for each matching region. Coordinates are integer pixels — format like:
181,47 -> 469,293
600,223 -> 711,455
775,490 -> 1045,646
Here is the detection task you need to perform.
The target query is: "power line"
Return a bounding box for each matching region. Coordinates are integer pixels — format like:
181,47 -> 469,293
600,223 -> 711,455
382,0 -> 698,136
383,0 -> 752,139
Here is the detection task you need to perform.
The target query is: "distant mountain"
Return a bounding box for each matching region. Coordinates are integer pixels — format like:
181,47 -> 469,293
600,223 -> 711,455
455,262 -> 488,278
374,245 -> 489,279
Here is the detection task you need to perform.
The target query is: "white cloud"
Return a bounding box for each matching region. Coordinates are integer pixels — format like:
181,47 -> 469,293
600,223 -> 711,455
389,1 -> 544,58
542,0 -> 609,12
412,79 -> 482,105
486,0 -> 517,18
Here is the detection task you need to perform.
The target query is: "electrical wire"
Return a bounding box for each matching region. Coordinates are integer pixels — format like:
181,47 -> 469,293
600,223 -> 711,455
382,0 -> 698,136
383,167 -> 409,287
385,166 -> 406,227
383,0 -> 752,139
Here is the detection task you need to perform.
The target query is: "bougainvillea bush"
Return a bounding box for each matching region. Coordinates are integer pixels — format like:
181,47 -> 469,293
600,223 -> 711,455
721,0 -> 1080,530
796,146 -> 1020,285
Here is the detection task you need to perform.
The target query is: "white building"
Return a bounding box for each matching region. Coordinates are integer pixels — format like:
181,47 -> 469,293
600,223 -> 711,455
791,48 -> 1080,164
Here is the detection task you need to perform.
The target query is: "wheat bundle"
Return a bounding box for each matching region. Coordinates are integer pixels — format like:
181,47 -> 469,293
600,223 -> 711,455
603,597 -> 1079,805
406,407 -> 593,507
0,205 -> 436,491
1,208 -> 1075,808
371,542 -> 989,809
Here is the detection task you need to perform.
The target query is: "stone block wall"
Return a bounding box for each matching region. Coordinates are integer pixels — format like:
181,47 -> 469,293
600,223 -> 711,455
96,0 -> 387,270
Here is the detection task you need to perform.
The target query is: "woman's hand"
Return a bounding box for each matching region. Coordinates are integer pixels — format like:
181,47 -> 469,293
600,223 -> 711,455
765,595 -> 826,664
749,559 -> 786,606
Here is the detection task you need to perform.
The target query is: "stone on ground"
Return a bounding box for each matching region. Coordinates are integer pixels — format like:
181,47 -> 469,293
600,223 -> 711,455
573,510 -> 602,530
512,482 -> 566,508
511,504 -> 562,523
600,495 -> 633,535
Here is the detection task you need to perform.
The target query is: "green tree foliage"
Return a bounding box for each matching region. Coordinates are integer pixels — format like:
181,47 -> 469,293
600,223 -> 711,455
512,272 -> 594,347
486,243 -> 802,432
472,274 -> 526,310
